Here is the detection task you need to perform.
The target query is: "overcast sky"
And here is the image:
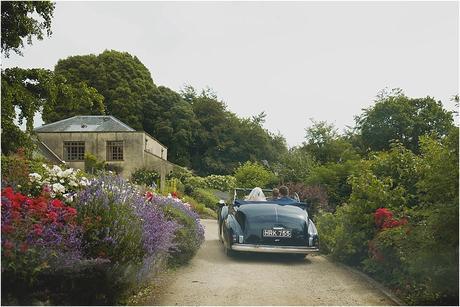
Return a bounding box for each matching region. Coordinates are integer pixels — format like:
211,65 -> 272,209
3,1 -> 458,147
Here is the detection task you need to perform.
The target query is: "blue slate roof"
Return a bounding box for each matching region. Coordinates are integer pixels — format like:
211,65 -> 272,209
34,116 -> 135,132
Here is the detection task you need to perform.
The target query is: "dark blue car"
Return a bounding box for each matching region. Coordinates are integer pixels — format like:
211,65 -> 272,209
217,188 -> 319,256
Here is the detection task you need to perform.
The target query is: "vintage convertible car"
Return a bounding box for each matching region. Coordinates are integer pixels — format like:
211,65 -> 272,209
217,188 -> 319,256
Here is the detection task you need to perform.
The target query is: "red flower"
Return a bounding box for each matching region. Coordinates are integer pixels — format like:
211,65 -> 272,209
46,211 -> 58,222
66,207 -> 77,216
33,224 -> 43,236
172,191 -> 178,198
19,243 -> 28,253
51,199 -> 63,208
1,187 -> 15,200
31,198 -> 47,213
1,224 -> 14,234
399,217 -> 408,225
15,193 -> 27,203
374,208 -> 393,228
3,240 -> 14,250
375,208 -> 409,230
11,200 -> 21,210
11,210 -> 21,221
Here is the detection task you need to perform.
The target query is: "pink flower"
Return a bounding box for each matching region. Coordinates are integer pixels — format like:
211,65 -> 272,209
46,211 -> 58,222
19,243 -> 28,253
145,191 -> 154,201
66,207 -> 77,216
3,240 -> 14,250
33,224 -> 43,236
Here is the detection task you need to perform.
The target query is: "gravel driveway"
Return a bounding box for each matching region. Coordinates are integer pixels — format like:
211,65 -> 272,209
153,219 -> 395,306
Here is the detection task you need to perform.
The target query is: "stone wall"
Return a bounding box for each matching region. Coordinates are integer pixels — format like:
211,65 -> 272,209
36,131 -> 171,186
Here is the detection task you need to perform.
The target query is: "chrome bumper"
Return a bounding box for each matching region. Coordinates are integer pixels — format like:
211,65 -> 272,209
231,244 -> 320,254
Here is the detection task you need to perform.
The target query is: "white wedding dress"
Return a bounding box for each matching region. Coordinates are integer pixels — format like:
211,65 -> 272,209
246,187 -> 266,201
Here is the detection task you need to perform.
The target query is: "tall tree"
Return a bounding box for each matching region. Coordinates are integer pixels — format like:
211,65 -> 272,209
1,1 -> 55,57
302,120 -> 360,210
142,86 -> 199,167
304,120 -> 359,164
273,146 -> 316,183
1,68 -> 104,154
54,50 -> 157,129
355,89 -> 454,153
186,87 -> 287,175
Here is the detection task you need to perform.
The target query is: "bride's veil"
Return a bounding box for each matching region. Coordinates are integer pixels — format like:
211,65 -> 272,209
247,187 -> 266,201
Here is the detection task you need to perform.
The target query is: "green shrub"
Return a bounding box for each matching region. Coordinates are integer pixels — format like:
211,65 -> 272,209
1,150 -> 49,192
131,168 -> 160,187
162,205 -> 199,266
184,176 -> 206,190
362,203 -> 459,305
184,183 -> 195,196
183,196 -> 217,219
192,188 -> 219,210
183,196 -> 204,213
167,165 -> 194,182
317,133 -> 459,305
203,174 -> 236,192
84,153 -> 107,174
163,178 -> 185,196
106,163 -> 123,174
234,161 -> 277,188
203,207 -> 218,219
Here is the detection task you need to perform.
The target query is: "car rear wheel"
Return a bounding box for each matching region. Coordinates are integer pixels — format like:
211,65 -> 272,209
223,242 -> 235,257
221,223 -> 235,257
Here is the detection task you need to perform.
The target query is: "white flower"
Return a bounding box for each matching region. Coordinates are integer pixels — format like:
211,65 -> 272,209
29,173 -> 42,183
51,165 -> 62,175
69,180 -> 78,187
52,183 -> 66,194
79,177 -> 89,187
61,168 -> 74,178
63,192 -> 74,203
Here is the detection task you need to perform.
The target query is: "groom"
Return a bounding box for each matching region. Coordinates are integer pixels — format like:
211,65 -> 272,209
278,186 -> 294,201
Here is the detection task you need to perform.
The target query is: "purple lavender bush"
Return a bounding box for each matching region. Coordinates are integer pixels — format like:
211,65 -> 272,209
150,195 -> 205,266
73,175 -> 179,303
75,175 -> 177,264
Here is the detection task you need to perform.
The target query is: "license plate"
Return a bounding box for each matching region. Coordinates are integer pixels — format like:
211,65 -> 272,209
263,229 -> 292,238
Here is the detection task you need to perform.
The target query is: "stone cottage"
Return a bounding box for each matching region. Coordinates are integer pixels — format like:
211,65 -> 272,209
34,115 -> 174,190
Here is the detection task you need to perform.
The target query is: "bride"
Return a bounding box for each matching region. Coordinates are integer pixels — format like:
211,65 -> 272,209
246,187 -> 266,201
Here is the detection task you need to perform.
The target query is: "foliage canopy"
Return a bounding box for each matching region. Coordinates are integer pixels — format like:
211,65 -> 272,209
1,1 -> 55,57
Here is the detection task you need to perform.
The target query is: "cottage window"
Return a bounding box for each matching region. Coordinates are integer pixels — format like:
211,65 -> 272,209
107,141 -> 124,161
63,141 -> 85,161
